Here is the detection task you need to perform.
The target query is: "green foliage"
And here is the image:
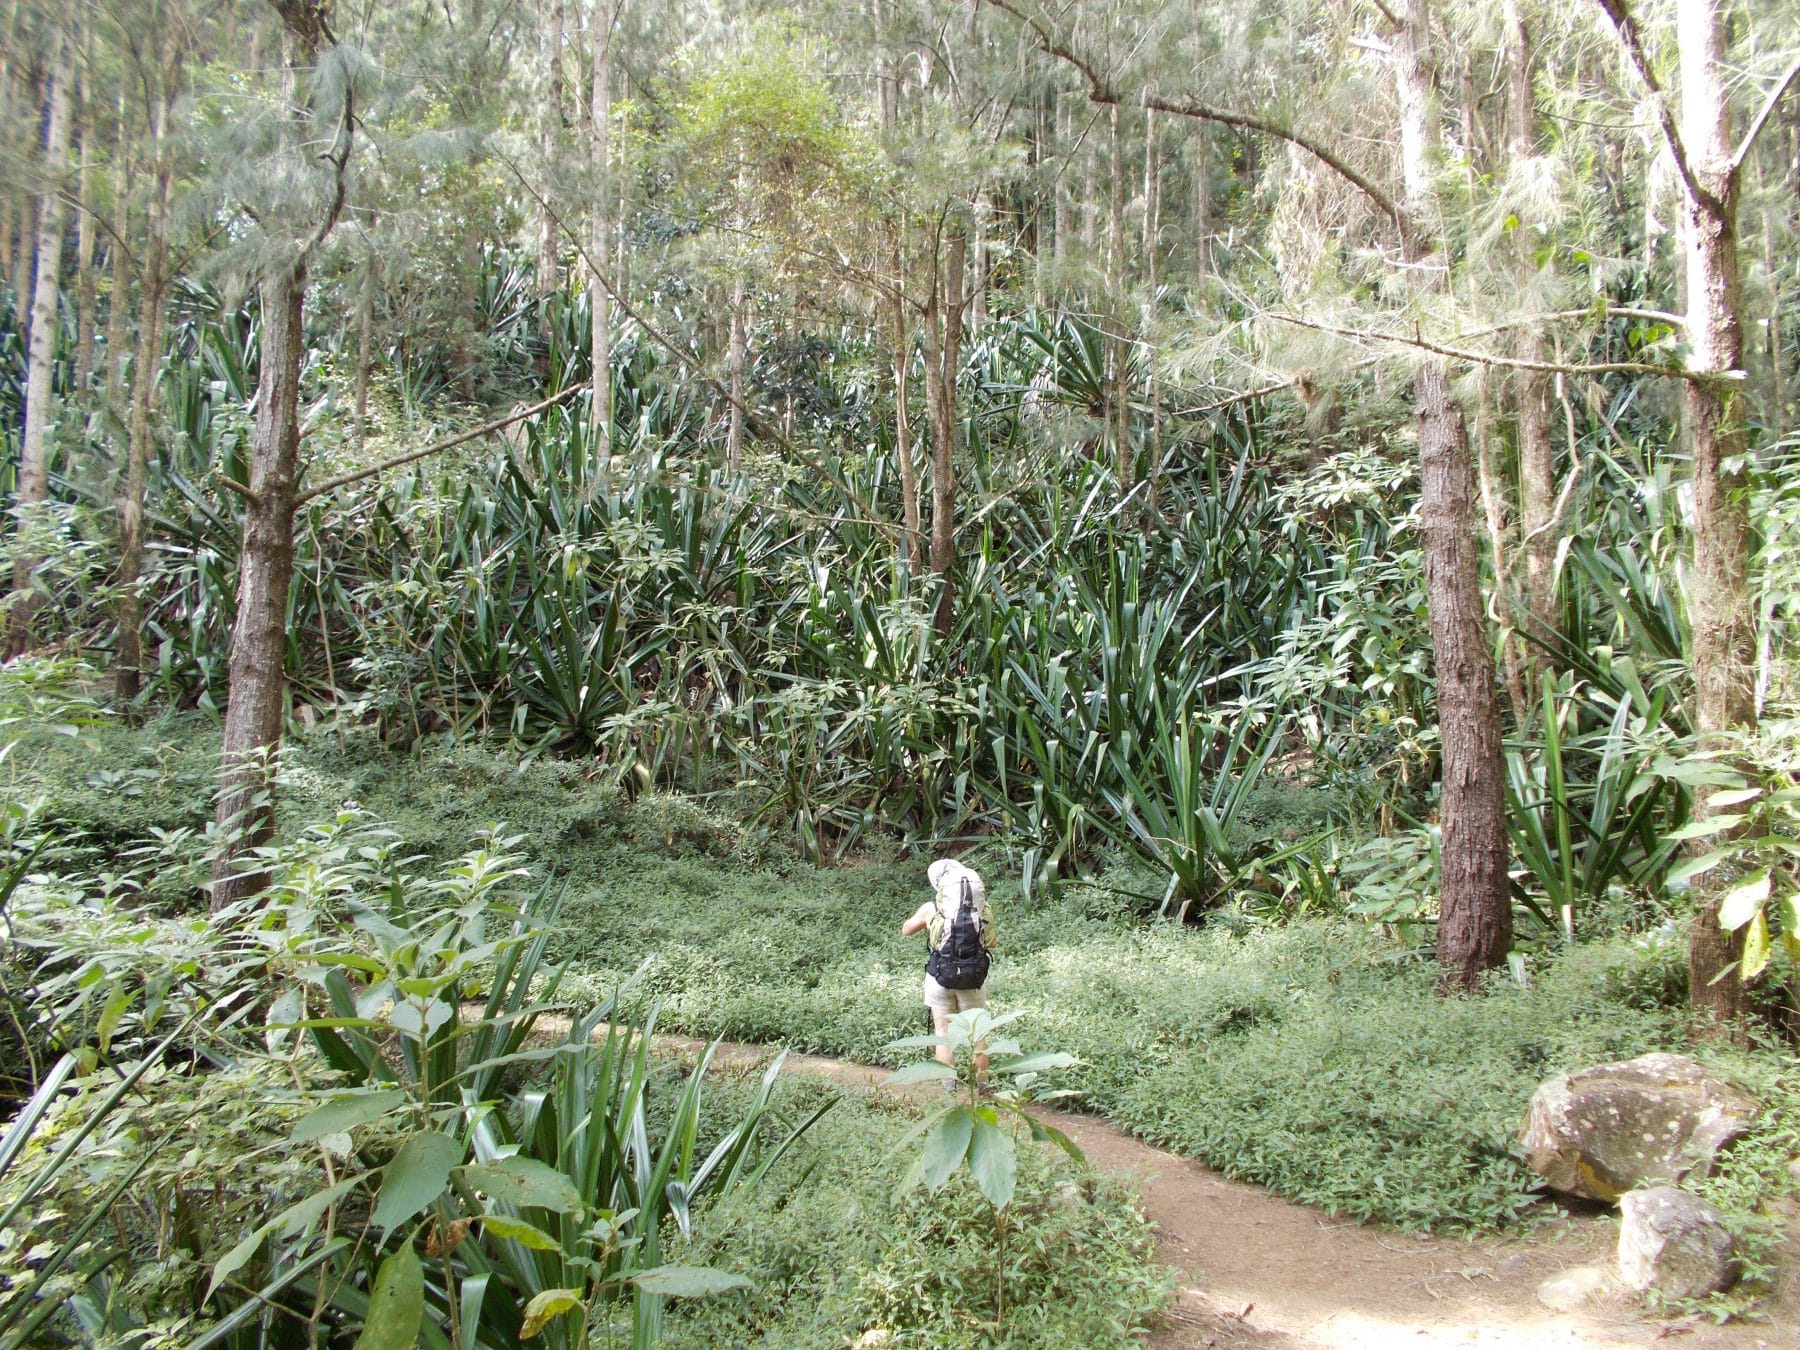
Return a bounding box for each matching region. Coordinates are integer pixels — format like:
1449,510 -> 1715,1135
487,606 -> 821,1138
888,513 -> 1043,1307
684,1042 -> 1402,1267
658,1078 -> 1168,1350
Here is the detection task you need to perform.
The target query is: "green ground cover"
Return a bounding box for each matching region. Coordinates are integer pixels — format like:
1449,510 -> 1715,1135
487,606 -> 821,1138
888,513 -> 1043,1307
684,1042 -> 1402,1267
14,720 -> 1799,1258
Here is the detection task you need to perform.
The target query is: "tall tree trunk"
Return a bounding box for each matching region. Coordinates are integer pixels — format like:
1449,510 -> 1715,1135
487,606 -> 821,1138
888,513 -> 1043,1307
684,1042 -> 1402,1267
212,0 -> 347,909
924,224 -> 966,636
353,245 -> 375,444
1504,0 -> 1561,680
1670,0 -> 1754,1031
103,86 -> 131,412
8,26 -> 72,656
1108,103 -> 1131,492
115,78 -> 175,706
537,0 -> 565,300
1144,105 -> 1163,515
890,236 -> 922,572
726,274 -> 746,468
214,266 -> 305,906
589,3 -> 613,454
72,31 -> 97,397
1395,0 -> 1513,990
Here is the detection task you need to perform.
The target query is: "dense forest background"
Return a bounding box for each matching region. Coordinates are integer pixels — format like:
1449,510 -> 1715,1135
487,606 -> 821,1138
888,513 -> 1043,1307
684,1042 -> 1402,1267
1,0 -> 1799,1344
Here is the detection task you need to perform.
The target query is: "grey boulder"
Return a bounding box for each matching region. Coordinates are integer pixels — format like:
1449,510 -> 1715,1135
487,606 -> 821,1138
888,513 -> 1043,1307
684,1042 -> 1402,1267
1520,1053 -> 1758,1202
1618,1186 -> 1739,1299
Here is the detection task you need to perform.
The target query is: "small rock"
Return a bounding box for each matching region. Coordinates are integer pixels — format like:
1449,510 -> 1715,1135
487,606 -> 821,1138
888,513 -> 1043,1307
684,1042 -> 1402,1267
1536,1264 -> 1615,1313
1520,1053 -> 1759,1202
1618,1186 -> 1740,1299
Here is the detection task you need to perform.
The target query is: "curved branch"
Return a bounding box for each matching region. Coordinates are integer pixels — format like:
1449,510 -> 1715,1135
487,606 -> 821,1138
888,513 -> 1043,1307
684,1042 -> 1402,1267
985,0 -> 1408,233
1589,0 -> 1712,211
1730,50 -> 1800,176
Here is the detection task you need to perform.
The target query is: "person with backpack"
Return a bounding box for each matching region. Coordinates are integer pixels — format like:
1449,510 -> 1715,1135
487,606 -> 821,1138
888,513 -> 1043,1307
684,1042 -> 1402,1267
900,858 -> 996,1075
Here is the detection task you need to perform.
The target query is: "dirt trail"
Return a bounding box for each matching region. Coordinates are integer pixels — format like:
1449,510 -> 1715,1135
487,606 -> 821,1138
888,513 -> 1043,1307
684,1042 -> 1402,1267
633,1031 -> 1798,1350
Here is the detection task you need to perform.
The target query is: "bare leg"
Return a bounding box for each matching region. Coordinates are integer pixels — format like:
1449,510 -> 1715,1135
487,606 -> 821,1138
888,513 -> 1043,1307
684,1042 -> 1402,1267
931,1007 -> 955,1068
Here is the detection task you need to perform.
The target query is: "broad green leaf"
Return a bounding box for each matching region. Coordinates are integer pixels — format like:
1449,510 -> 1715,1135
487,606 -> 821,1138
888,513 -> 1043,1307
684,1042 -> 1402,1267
1783,929 -> 1800,965
355,1244 -> 423,1350
628,1265 -> 754,1297
275,1175 -> 365,1237
480,1214 -> 563,1252
372,1132 -> 462,1234
1718,870 -> 1770,931
292,1090 -> 407,1143
990,1051 -> 1078,1076
966,1117 -> 1017,1210
1665,848 -> 1734,887
1708,787 -> 1764,808
206,1223 -> 270,1302
1025,1115 -> 1086,1164
885,1062 -> 956,1086
1666,815 -> 1745,842
885,1034 -> 949,1051
1741,909 -> 1771,981
520,1288 -> 583,1340
461,1157 -> 583,1213
904,1107 -> 972,1194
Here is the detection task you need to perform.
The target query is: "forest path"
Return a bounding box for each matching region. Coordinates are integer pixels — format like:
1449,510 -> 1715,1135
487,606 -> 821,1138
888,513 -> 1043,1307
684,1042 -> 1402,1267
622,1029 -> 1797,1350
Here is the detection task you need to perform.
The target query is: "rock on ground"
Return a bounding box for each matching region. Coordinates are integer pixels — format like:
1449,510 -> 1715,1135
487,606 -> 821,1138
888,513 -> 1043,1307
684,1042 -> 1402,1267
1520,1053 -> 1758,1203
1618,1186 -> 1740,1300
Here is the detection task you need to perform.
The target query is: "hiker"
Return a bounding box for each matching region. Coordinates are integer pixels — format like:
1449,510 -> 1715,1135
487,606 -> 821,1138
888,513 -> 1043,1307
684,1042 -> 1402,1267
900,858 -> 996,1074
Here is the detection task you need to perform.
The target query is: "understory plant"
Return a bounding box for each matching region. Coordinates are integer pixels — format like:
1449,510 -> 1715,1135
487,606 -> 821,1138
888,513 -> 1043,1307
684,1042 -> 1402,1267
884,1009 -> 1082,1324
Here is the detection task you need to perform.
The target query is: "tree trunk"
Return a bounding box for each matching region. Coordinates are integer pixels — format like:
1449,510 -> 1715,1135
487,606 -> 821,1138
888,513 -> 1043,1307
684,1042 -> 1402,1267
1672,0 -> 1754,1032
72,31 -> 97,397
726,274 -> 746,468
537,0 -> 565,300
115,80 -> 175,706
213,266 -> 305,907
103,86 -> 131,411
1504,0 -> 1560,679
589,3 -> 613,454
890,273 -> 922,571
1394,0 -> 1513,990
8,26 -> 72,656
353,246 -> 375,444
924,225 -> 966,635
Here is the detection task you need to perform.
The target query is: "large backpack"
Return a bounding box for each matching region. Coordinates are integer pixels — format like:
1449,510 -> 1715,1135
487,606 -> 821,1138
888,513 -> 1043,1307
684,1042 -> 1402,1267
926,878 -> 990,990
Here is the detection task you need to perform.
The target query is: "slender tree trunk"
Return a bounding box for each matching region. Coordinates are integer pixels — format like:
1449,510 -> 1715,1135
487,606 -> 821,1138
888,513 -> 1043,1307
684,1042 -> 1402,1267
1108,103 -> 1131,492
72,33 -> 97,396
103,86 -> 131,411
1504,0 -> 1560,680
726,274 -> 746,468
1144,105 -> 1163,515
890,247 -> 922,571
1052,91 -> 1070,270
353,246 -> 375,444
213,0 -> 347,909
1394,0 -> 1512,990
9,26 -> 73,656
589,3 -> 613,454
924,225 -> 966,635
537,0 -> 565,300
115,79 -> 175,706
1669,0 -> 1754,1031
214,266 -> 305,906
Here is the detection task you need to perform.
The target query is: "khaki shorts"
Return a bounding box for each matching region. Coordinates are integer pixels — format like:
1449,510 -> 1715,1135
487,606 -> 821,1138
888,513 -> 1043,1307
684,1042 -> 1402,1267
923,974 -> 987,1014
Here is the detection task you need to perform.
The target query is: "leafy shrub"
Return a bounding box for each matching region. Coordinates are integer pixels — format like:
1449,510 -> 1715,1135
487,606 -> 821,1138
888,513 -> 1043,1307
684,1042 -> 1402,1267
660,1078 -> 1168,1349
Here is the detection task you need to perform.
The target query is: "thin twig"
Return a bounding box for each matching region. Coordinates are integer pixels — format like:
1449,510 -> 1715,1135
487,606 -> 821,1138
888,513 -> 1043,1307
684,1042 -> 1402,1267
295,383 -> 589,503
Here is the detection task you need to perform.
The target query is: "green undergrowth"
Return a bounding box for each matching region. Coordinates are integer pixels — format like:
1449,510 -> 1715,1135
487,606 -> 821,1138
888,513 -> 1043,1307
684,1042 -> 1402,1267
658,1073 -> 1169,1348
13,723 -> 1800,1250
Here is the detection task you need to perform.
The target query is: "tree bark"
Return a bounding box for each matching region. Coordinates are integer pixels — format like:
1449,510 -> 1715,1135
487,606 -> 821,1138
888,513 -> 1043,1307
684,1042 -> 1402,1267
115,76 -> 176,706
212,0 -> 347,909
924,224 -> 967,635
214,267 -> 305,906
890,249 -> 922,571
1394,0 -> 1513,990
103,86 -> 131,412
353,245 -> 375,444
8,25 -> 73,656
1504,0 -> 1560,679
726,273 -> 746,468
1672,0 -> 1754,1031
537,0 -> 565,300
589,2 -> 613,454
72,30 -> 97,397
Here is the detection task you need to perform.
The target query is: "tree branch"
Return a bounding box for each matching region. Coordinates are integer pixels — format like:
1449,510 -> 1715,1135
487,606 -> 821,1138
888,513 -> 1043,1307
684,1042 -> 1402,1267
1730,50 -> 1800,177
295,383 -> 590,504
1268,310 -> 1694,379
1589,0 -> 1713,212
985,0 -> 1408,233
